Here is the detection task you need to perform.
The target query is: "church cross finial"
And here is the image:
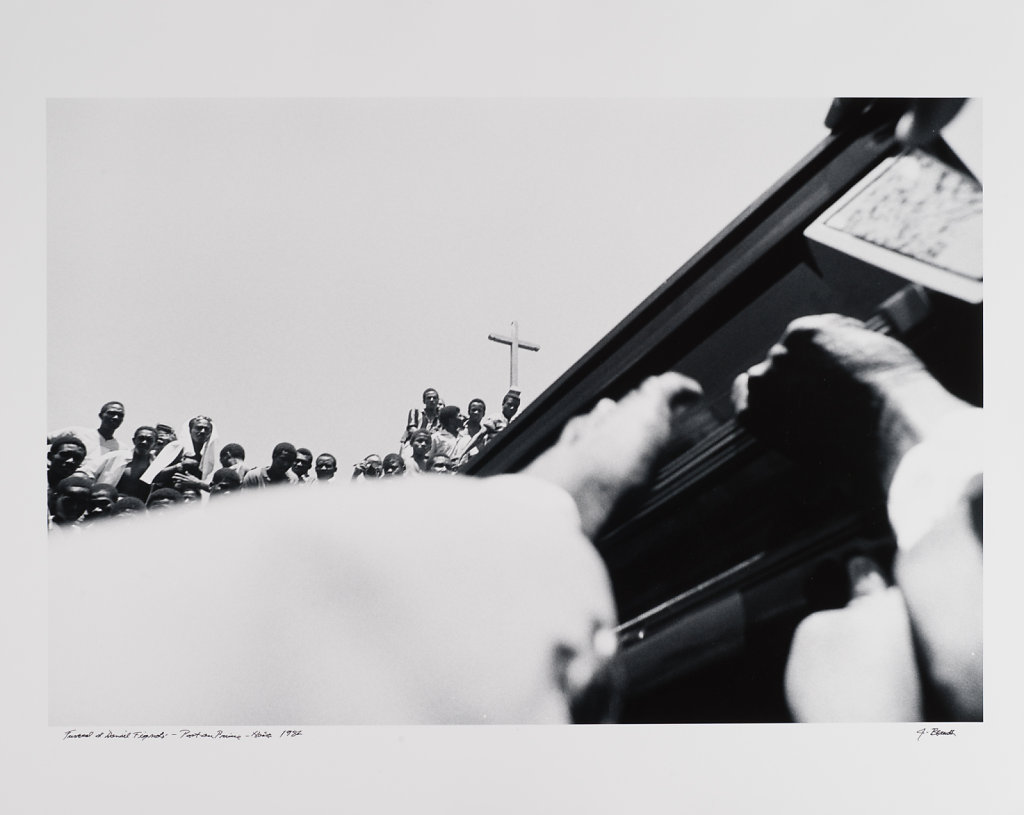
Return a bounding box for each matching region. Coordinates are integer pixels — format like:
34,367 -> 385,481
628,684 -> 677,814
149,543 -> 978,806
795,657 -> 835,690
487,321 -> 540,390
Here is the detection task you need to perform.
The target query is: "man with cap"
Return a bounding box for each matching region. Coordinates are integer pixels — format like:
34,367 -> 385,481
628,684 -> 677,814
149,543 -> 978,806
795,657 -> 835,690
500,389 -> 522,423
152,424 -> 177,454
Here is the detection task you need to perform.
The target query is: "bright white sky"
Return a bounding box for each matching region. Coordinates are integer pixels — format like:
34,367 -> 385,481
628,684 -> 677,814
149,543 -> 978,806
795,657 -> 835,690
48,98 -> 830,468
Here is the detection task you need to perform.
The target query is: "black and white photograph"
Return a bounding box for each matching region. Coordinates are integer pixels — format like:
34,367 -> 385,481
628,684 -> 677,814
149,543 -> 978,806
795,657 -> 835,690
5,3 -> 1021,813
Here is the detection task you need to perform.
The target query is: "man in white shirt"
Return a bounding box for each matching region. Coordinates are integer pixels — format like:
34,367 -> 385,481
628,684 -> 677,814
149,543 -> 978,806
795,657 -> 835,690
431,406 -> 474,467
48,400 -> 125,472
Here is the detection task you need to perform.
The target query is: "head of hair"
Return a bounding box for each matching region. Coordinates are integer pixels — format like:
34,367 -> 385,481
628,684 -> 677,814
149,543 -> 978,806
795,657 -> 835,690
272,442 -> 297,459
90,483 -> 118,499
57,474 -> 95,494
100,401 -> 124,413
133,425 -> 156,438
439,405 -> 462,429
49,434 -> 87,458
469,398 -> 486,412
382,453 -> 404,469
212,467 -> 242,486
411,429 -> 433,444
111,496 -> 146,515
296,447 -> 312,458
422,388 -> 439,401
148,487 -> 184,505
221,442 -> 245,460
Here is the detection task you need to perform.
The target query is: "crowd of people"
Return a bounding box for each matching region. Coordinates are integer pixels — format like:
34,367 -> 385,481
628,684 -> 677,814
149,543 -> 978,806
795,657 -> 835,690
45,387 -> 524,530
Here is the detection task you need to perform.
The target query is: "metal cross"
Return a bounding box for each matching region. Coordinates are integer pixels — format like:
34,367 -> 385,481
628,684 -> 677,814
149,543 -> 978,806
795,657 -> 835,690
487,321 -> 540,390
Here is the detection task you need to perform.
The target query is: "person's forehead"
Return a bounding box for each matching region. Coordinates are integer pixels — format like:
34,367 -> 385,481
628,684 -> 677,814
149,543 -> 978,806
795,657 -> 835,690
101,403 -> 124,414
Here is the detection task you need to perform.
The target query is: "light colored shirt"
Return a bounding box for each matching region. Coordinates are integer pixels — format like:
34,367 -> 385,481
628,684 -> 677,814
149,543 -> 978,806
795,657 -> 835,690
90,449 -> 141,486
431,428 -> 474,464
241,466 -> 300,488
49,475 -> 612,724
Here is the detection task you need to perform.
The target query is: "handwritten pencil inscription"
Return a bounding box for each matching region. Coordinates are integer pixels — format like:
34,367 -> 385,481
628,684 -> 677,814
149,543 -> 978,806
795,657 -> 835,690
62,728 -> 303,741
916,727 -> 957,741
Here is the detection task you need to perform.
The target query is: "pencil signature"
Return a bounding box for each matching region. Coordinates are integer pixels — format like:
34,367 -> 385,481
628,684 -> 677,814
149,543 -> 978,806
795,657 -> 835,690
916,727 -> 956,741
